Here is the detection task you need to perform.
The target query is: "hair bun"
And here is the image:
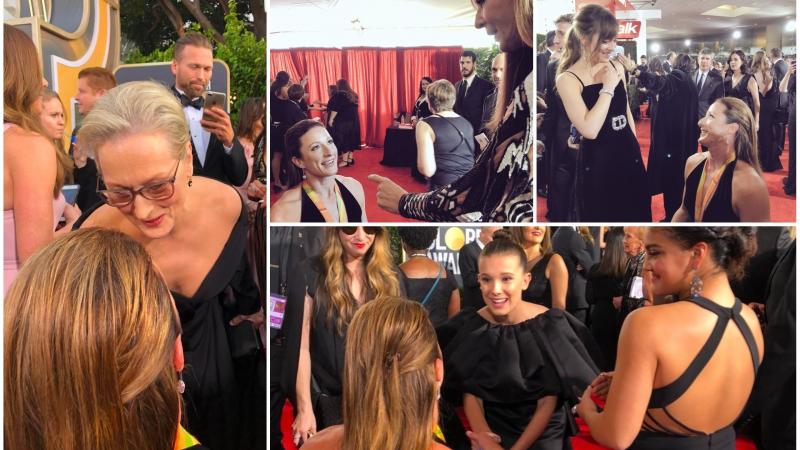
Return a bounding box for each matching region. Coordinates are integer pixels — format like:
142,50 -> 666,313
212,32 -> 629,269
491,229 -> 515,242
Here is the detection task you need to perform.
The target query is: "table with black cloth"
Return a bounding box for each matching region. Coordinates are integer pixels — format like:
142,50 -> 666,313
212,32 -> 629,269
380,125 -> 426,182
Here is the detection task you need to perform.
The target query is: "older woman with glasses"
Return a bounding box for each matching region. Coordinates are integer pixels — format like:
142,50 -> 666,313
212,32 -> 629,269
74,81 -> 263,450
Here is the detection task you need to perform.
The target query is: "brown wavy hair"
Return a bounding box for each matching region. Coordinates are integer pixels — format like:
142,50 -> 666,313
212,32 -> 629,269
715,97 -> 761,172
4,25 -> 70,196
318,227 -> 400,335
509,226 -> 553,257
558,4 -> 618,76
342,297 -> 441,450
5,228 -> 182,450
41,89 -> 75,185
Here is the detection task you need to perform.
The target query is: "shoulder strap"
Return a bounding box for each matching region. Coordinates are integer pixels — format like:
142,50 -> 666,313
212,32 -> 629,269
564,71 -> 585,88
431,114 -> 468,153
420,265 -> 443,306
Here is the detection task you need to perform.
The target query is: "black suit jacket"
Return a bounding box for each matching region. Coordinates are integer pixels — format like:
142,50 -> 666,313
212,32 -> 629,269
68,126 -> 103,211
458,241 -> 483,310
536,50 -> 552,93
551,227 -> 594,313
773,60 -> 789,107
171,86 -> 248,186
454,75 -> 495,136
694,69 -> 724,119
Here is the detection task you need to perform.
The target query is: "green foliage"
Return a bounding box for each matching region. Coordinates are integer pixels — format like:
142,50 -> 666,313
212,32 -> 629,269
388,227 -> 403,265
468,46 -> 501,81
122,1 -> 265,125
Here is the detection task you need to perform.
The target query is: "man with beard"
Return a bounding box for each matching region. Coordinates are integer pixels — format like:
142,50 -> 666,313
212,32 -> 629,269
453,50 -> 494,143
171,32 -> 247,186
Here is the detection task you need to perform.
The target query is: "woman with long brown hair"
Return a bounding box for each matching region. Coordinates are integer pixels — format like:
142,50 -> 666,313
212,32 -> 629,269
509,226 -> 568,310
282,227 -> 405,446
5,228 -> 207,450
234,96 -> 266,208
672,97 -> 770,222
328,79 -> 361,167
751,51 -> 781,172
724,50 -> 760,127
578,227 -> 764,450
587,227 -> 627,371
302,297 -> 450,450
370,0 -> 534,222
554,4 -> 650,222
3,25 -> 78,291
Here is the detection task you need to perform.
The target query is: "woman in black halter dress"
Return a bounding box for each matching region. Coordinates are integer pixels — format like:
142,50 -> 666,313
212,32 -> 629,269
555,4 -> 650,222
270,120 -> 367,222
577,228 -> 764,450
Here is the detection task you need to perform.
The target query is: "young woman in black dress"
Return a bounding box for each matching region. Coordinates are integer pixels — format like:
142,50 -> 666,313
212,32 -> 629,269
328,79 -> 361,167
724,50 -> 760,126
751,51 -> 781,172
555,4 -> 651,222
587,227 -> 626,371
270,120 -> 367,222
412,76 -> 433,121
578,227 -> 764,450
510,226 -> 568,310
440,230 -> 601,450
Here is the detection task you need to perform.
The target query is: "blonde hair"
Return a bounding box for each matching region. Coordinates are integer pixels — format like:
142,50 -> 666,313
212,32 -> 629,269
342,297 -> 440,450
78,81 -> 190,165
4,25 -> 70,196
319,228 -> 400,335
485,0 -> 533,134
751,51 -> 772,85
5,228 -> 182,450
426,79 -> 456,113
716,97 -> 761,172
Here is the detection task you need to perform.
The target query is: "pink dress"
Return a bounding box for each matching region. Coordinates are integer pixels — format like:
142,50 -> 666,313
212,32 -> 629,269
235,140 -> 256,210
4,123 -> 67,293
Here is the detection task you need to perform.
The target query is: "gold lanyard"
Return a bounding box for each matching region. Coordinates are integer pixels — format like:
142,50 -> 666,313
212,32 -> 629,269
302,180 -> 347,223
694,153 -> 736,222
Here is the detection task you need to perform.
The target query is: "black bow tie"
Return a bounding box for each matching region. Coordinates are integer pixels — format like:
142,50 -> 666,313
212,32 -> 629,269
179,92 -> 205,110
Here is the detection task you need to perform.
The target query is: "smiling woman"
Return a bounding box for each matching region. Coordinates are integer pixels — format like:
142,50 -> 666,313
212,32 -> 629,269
270,119 -> 367,222
73,80 -> 263,450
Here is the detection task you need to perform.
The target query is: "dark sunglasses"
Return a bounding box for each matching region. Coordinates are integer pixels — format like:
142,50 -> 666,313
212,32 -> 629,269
97,159 -> 181,208
339,227 -> 381,236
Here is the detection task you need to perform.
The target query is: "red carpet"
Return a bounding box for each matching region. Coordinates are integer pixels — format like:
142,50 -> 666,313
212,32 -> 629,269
269,146 -> 427,222
537,108 -> 795,222
276,400 -> 757,449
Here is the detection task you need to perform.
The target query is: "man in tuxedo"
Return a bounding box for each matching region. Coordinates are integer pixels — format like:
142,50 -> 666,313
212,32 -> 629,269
551,227 -> 594,323
770,48 -> 789,158
536,31 -> 558,93
454,50 -> 495,140
71,67 -> 116,211
663,51 -> 676,73
458,226 -> 501,310
171,32 -> 247,186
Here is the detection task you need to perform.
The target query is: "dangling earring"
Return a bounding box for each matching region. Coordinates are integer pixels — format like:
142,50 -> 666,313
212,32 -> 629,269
690,274 -> 704,298
187,177 -> 193,187
177,372 -> 186,394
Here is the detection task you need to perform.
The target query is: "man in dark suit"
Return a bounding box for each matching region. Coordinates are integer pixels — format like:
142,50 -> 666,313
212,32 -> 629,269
171,32 -> 247,186
454,50 -> 495,139
695,48 -> 724,120
770,48 -> 789,158
70,67 -> 117,211
458,226 -> 501,310
479,53 -> 504,142
536,31 -> 558,93
663,51 -> 676,73
551,227 -> 594,323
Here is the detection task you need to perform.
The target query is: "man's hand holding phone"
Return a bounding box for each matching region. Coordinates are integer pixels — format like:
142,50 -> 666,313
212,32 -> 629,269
201,104 -> 234,147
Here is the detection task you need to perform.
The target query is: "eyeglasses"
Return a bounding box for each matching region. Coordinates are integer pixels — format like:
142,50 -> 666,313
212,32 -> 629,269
97,159 -> 182,208
339,227 -> 381,236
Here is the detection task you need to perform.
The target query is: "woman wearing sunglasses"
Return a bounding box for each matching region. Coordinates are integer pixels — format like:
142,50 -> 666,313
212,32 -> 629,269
271,119 -> 367,222
281,226 -> 405,446
74,81 -> 262,450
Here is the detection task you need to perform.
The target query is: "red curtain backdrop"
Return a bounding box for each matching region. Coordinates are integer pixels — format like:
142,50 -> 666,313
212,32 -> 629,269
269,46 -> 462,147
397,47 -> 463,115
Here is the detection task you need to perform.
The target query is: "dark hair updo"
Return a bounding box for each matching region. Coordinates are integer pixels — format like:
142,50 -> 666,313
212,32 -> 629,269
398,227 -> 438,251
479,229 -> 527,269
659,227 -> 757,280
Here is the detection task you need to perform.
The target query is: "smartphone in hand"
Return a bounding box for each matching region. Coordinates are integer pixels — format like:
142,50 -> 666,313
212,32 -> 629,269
202,91 -> 227,121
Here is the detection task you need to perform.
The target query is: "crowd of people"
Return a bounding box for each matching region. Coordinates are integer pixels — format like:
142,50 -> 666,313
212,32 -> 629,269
269,0 -> 535,223
271,225 -> 795,450
4,26 -> 266,449
537,4 -> 795,222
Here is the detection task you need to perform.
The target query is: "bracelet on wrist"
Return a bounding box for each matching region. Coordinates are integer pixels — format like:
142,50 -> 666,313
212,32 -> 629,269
599,88 -> 614,97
